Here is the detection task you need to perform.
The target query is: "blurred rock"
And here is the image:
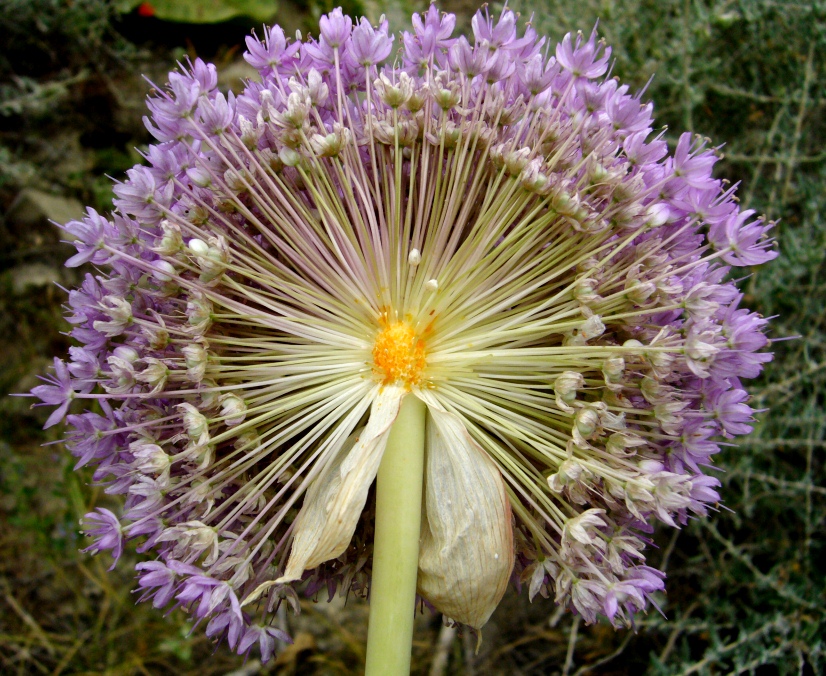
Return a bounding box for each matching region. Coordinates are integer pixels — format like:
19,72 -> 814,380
224,660 -> 262,676
218,59 -> 260,93
10,263 -> 63,294
49,131 -> 95,180
3,188 -> 84,257
7,188 -> 84,230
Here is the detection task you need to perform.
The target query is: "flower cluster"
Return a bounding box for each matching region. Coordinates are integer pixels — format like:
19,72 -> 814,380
32,4 -> 776,660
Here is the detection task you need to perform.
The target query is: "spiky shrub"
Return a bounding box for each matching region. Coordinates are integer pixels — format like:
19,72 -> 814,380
31,4 -> 776,662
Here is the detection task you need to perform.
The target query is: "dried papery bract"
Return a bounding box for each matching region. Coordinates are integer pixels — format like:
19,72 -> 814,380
418,402 -> 513,630
31,2 -> 776,665
277,386 -> 404,582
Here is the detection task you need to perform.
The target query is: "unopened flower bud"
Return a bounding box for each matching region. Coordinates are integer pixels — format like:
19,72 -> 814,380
606,431 -> 646,456
579,314 -> 605,340
504,147 -> 532,175
239,115 -> 262,149
552,190 -> 580,216
574,406 -> 600,438
188,238 -> 209,256
94,296 -> 133,337
644,203 -> 670,227
281,91 -> 310,128
519,158 -> 552,194
640,375 -> 666,403
234,428 -> 260,451
433,84 -> 460,111
136,358 -> 169,394
622,339 -> 645,355
310,128 -> 350,157
279,146 -> 301,167
554,371 -> 584,412
187,292 -> 213,335
224,168 -> 251,193
638,458 -> 666,473
142,318 -> 169,350
188,236 -> 229,284
155,220 -> 185,255
626,278 -> 656,304
305,69 -> 329,107
187,167 -> 213,188
151,259 -> 177,282
113,346 -> 140,363
602,357 -> 625,382
405,88 -> 426,112
548,458 -> 592,494
574,277 -> 600,304
182,342 -> 209,382
589,162 -> 609,184
220,393 -> 247,426
131,441 -> 171,476
194,378 -> 218,412
178,402 -> 210,444
375,72 -> 413,108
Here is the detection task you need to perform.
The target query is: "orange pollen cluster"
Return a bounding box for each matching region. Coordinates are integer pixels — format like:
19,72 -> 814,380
372,320 -> 426,387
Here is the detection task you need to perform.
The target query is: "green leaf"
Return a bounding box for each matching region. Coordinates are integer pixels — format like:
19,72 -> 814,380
122,0 -> 278,23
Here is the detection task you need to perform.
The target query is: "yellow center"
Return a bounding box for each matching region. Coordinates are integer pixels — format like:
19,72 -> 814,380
372,320 -> 426,387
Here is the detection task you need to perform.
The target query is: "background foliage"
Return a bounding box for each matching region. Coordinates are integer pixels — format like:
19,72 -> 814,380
1,0 -> 823,673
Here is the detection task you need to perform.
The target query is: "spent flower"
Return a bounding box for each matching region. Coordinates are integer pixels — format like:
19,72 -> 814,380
32,3 -> 776,662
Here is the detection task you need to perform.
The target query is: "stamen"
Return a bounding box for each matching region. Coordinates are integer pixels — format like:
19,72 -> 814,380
372,319 -> 426,387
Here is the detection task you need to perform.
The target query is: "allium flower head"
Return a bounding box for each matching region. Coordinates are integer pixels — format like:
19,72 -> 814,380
33,3 -> 776,661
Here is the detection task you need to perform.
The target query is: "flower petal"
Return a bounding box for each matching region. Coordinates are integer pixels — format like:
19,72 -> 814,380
417,404 -> 514,629
278,385 -> 406,583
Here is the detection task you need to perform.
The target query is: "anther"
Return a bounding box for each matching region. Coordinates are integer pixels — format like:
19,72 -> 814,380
372,320 -> 426,386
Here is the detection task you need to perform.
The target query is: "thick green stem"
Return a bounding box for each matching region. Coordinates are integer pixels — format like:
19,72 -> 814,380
365,393 -> 427,676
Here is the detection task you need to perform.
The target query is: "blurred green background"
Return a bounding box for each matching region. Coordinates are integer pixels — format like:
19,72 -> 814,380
1,0 -> 823,673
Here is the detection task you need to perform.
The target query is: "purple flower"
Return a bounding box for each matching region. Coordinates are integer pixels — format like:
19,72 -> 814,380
319,7 -> 352,48
146,141 -> 190,185
672,133 -> 718,188
136,561 -> 179,608
556,27 -> 611,79
146,71 -> 200,122
205,609 -> 245,650
30,4 -> 776,659
518,53 -> 559,96
81,508 -> 123,569
674,420 -> 721,472
708,386 -> 755,437
709,209 -> 778,266
31,358 -> 81,428
407,3 -> 455,64
196,92 -> 234,136
176,573 -> 222,618
350,17 -> 393,67
63,208 -> 114,267
135,559 -> 201,608
65,408 -> 118,468
238,624 -> 293,662
413,4 -> 455,45
448,36 -> 490,78
188,57 -> 218,93
244,25 -> 301,76
112,166 -> 160,222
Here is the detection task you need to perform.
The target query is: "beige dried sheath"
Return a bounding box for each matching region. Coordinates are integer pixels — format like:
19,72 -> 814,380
278,386 -> 405,582
417,404 -> 514,629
